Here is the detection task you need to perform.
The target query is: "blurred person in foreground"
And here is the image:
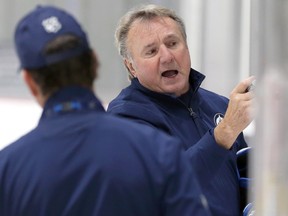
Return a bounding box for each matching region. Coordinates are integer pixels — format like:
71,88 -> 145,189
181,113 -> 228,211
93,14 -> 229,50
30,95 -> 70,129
0,5 -> 211,216
107,4 -> 255,216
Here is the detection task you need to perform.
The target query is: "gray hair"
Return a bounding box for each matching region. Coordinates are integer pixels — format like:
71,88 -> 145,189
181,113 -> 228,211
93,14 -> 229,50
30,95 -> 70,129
115,4 -> 187,80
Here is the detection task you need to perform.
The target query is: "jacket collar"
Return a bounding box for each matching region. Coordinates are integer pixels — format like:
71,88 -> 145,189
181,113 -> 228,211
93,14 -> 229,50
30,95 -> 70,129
189,68 -> 205,92
41,86 -> 105,119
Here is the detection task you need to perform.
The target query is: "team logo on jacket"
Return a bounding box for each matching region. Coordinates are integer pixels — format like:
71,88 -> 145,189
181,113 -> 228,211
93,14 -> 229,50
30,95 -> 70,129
214,113 -> 224,126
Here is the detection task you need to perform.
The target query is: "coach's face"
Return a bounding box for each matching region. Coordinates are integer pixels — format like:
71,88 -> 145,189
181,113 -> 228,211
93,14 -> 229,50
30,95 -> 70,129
125,17 -> 191,96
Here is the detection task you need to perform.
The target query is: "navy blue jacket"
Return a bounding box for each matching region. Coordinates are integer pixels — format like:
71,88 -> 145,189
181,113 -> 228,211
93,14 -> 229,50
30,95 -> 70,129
0,86 -> 211,216
108,69 -> 248,216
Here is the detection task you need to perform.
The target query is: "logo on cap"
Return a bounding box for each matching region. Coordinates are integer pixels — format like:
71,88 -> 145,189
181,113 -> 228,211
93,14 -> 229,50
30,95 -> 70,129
214,113 -> 224,126
42,16 -> 62,33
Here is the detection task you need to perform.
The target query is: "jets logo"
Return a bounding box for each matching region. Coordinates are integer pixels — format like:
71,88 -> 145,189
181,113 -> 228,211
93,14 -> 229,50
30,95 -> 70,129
42,16 -> 62,33
213,113 -> 224,126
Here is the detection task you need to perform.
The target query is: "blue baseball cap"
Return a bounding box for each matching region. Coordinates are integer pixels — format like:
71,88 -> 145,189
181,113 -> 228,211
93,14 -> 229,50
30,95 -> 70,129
14,5 -> 90,69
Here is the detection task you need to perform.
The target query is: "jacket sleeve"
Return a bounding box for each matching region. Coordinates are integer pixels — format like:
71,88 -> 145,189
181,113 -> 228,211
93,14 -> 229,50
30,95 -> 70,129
185,129 -> 230,180
157,135 -> 212,216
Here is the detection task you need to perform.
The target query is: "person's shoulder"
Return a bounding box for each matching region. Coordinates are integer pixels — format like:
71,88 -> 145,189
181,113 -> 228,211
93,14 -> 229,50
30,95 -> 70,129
107,86 -> 159,116
108,84 -> 146,107
103,114 -> 180,148
0,130 -> 35,163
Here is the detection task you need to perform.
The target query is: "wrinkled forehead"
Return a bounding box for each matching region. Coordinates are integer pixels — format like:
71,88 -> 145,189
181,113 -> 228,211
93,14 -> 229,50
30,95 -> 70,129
128,16 -> 181,40
130,16 -> 175,30
129,17 -> 183,42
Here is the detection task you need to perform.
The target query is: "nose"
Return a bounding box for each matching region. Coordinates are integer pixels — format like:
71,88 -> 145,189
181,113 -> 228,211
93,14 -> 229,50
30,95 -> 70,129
159,45 -> 174,64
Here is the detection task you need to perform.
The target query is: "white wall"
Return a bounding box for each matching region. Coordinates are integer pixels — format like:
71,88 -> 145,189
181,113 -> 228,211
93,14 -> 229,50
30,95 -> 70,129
180,0 -> 251,97
0,99 -> 41,150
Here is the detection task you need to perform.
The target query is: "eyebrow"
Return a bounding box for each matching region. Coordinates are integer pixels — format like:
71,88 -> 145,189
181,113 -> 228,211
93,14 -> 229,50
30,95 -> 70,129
164,34 -> 179,41
143,34 -> 178,48
143,42 -> 156,50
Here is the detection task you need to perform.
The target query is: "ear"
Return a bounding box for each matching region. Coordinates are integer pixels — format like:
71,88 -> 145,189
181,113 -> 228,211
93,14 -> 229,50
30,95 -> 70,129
22,70 -> 44,106
124,58 -> 137,78
22,70 -> 37,96
91,50 -> 99,80
93,51 -> 99,68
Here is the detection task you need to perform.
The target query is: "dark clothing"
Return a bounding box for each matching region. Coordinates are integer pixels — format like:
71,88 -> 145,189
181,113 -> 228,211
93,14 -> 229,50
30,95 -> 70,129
108,69 -> 248,216
0,86 -> 210,216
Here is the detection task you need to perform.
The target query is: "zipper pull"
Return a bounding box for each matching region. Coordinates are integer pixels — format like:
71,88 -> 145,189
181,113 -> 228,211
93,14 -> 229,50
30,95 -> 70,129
188,108 -> 209,136
188,107 -> 199,119
188,107 -> 195,116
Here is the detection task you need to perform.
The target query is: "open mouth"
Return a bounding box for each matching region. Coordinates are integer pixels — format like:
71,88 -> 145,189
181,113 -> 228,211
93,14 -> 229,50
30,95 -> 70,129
161,70 -> 178,78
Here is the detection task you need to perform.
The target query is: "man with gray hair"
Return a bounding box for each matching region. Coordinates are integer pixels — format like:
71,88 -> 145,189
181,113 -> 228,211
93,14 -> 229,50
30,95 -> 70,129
108,4 -> 255,216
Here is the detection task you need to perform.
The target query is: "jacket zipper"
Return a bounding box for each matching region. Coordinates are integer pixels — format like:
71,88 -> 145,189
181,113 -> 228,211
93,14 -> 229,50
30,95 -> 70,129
177,100 -> 209,136
187,107 -> 196,117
